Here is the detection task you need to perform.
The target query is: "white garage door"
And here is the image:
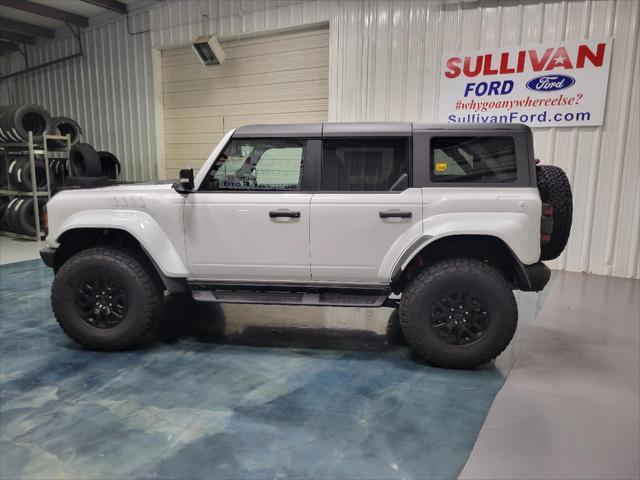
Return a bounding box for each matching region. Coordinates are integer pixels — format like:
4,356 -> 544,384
161,26 -> 329,179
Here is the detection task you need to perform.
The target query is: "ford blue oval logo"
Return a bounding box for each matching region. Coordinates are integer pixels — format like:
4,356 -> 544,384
526,74 -> 575,92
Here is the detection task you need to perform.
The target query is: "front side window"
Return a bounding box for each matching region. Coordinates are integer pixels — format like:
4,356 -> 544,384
430,136 -> 517,183
322,138 -> 409,191
201,138 -> 305,191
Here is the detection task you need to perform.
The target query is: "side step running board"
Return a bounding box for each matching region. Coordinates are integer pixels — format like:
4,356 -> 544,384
192,290 -> 388,307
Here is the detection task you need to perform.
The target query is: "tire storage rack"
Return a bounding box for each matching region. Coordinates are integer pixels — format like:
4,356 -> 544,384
0,132 -> 71,241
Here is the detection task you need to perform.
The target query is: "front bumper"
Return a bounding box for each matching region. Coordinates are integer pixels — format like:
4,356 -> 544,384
40,248 -> 56,268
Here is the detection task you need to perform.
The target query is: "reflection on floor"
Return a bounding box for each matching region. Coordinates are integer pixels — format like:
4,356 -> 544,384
0,260 -> 545,480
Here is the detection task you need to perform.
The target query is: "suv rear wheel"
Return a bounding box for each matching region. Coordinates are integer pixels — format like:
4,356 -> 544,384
51,247 -> 163,350
399,258 -> 517,369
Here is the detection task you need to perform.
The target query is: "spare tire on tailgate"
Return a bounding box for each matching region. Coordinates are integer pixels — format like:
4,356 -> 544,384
536,165 -> 572,261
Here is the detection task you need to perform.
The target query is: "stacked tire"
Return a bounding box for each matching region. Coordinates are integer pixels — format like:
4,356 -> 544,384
1,197 -> 47,237
66,143 -> 111,187
0,104 -> 122,238
7,156 -> 48,192
49,158 -> 70,185
48,117 -> 82,148
0,105 -> 52,144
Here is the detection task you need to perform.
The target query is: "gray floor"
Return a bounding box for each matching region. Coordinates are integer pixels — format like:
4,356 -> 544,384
461,271 -> 640,480
0,237 -> 41,265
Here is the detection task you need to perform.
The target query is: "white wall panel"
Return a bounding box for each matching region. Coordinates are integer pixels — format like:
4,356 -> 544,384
3,0 -> 637,278
3,11 -> 156,182
160,27 -> 328,178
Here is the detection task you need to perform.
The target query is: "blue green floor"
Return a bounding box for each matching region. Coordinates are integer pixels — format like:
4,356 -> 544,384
0,260 -> 539,479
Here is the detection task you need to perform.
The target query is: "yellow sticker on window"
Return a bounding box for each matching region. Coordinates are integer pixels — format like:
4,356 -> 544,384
435,163 -> 448,172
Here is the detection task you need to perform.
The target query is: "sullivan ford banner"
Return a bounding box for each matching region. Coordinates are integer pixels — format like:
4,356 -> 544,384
438,39 -> 612,127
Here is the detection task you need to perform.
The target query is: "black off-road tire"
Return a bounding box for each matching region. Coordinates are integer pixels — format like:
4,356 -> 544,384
399,258 -> 518,369
536,165 -> 573,260
69,143 -> 102,176
0,197 -> 9,228
15,197 -> 46,237
48,116 -> 82,147
0,104 -> 52,143
9,156 -> 48,192
5,198 -> 23,232
51,247 -> 164,350
0,157 -> 7,187
98,151 -> 121,180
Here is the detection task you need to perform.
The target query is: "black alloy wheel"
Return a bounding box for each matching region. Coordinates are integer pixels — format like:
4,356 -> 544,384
75,274 -> 129,329
430,290 -> 489,346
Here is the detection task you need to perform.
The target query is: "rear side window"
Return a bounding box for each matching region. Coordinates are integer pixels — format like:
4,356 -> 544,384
430,136 -> 517,183
322,138 -> 409,191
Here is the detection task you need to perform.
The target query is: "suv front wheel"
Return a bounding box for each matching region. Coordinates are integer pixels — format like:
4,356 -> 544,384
399,258 -> 517,369
51,247 -> 163,350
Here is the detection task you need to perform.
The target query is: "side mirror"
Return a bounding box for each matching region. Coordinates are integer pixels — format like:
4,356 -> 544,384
174,168 -> 194,193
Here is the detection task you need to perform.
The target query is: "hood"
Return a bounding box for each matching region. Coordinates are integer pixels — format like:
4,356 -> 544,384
82,180 -> 177,193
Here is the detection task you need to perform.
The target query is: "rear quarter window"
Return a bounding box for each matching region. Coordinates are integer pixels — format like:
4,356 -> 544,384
430,136 -> 517,183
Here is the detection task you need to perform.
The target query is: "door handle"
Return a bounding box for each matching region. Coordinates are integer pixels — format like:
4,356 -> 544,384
379,210 -> 412,219
269,210 -> 301,218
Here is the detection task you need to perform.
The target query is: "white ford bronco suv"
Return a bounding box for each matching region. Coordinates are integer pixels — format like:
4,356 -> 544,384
41,123 -> 572,368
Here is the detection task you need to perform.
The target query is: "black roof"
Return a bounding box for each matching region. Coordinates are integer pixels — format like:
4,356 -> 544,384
233,122 -> 531,137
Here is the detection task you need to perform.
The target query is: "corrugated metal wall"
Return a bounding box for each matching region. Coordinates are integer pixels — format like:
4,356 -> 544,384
4,0 -> 637,278
2,11 -> 157,182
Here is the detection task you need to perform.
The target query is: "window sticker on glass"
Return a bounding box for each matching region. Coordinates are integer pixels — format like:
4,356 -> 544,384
430,136 -> 517,183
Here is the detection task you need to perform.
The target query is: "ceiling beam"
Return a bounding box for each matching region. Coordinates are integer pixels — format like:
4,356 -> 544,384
82,0 -> 128,15
0,19 -> 55,39
0,29 -> 36,45
0,40 -> 20,53
2,0 -> 89,27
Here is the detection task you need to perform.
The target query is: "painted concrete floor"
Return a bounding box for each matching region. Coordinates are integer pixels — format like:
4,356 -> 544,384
462,271 -> 640,480
0,238 -> 638,480
0,259 -> 544,480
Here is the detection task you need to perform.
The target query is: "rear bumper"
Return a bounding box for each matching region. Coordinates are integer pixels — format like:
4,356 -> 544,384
40,248 -> 56,268
520,262 -> 551,292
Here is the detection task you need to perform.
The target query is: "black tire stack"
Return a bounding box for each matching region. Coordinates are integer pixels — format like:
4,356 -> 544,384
48,117 -> 82,148
0,104 -> 123,237
3,197 -> 48,237
66,143 -> 111,187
